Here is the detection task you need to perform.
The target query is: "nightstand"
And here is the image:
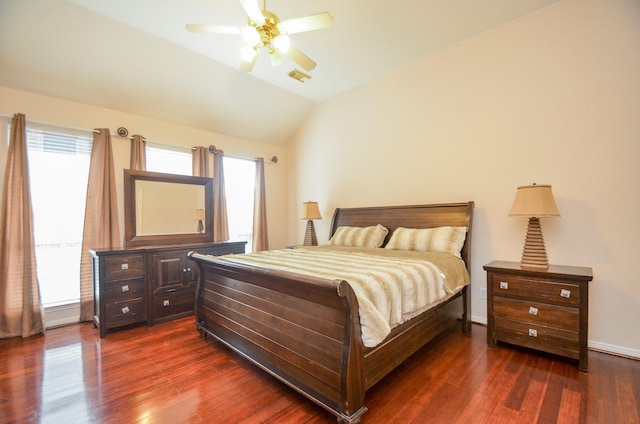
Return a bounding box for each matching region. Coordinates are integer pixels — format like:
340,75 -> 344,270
484,261 -> 593,371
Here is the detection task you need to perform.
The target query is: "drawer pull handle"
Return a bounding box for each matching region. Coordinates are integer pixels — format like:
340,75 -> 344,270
163,300 -> 170,306
560,289 -> 571,298
121,284 -> 129,292
121,263 -> 129,270
529,306 -> 539,316
528,329 -> 538,337
187,268 -> 192,272
499,282 -> 509,290
121,306 -> 130,314
166,289 -> 177,293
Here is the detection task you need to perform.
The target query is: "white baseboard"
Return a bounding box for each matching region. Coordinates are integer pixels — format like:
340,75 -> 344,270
471,315 -> 487,325
588,341 -> 640,360
44,302 -> 80,329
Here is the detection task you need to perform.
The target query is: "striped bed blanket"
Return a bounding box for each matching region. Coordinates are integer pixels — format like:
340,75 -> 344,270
216,245 -> 470,347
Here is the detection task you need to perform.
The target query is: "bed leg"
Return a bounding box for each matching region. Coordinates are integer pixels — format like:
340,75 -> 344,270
462,286 -> 472,334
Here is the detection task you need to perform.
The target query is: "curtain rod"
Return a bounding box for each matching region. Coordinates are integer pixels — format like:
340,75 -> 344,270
1,114 -> 278,164
207,144 -> 278,164
0,114 -> 140,140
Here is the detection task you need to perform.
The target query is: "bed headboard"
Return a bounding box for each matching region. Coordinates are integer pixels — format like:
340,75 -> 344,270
329,201 -> 474,269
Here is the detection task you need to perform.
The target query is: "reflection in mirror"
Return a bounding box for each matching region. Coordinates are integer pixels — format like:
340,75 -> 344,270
124,170 -> 214,247
135,180 -> 205,235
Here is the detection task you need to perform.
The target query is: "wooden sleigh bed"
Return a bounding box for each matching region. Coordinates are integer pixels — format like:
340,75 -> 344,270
189,201 -> 474,423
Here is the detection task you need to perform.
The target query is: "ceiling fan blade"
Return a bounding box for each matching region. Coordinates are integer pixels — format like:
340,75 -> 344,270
268,48 -> 282,67
278,12 -> 333,35
285,45 -> 317,71
240,0 -> 265,26
240,49 -> 259,73
185,24 -> 242,34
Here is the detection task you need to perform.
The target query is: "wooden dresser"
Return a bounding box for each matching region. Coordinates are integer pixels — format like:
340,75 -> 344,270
91,241 -> 246,337
484,260 -> 593,371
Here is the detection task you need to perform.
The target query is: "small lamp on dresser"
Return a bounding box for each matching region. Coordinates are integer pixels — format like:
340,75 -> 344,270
509,184 -> 560,269
194,208 -> 205,233
301,201 -> 322,246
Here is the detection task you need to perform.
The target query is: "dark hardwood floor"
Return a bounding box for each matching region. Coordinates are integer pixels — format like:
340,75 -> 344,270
1,317 -> 639,423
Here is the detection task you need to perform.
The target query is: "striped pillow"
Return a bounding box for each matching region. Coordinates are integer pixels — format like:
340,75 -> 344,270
384,226 -> 468,257
328,224 -> 389,248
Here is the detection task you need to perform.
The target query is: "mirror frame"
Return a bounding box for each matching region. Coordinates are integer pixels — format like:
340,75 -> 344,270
124,169 -> 214,247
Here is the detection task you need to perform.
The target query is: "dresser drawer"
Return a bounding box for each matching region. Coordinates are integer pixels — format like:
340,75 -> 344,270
493,296 -> 579,331
153,291 -> 195,319
490,274 -> 580,307
494,316 -> 580,359
105,278 -> 145,302
105,297 -> 146,328
104,254 -> 145,280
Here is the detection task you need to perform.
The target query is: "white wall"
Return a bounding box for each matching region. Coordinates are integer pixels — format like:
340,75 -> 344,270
287,0 -> 640,357
0,86 -> 290,251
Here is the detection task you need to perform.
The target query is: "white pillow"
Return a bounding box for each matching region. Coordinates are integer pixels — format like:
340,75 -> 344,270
384,226 -> 467,257
328,224 -> 389,248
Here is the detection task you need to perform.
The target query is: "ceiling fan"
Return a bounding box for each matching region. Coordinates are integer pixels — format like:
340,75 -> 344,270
186,0 -> 333,73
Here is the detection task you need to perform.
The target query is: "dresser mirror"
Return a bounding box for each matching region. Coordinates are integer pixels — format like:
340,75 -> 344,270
124,169 -> 214,247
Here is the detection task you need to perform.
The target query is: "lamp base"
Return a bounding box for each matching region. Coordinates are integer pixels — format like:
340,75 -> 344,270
303,220 -> 318,246
520,217 -> 550,270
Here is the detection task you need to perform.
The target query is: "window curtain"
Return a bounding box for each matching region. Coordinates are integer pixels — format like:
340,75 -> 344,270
252,158 -> 268,252
192,146 -> 211,177
78,129 -> 121,322
212,150 -> 229,242
130,134 -> 146,171
0,113 -> 45,338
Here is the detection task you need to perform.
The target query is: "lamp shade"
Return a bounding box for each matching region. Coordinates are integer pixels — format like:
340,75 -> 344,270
301,201 -> 322,220
509,184 -> 560,217
194,208 -> 205,220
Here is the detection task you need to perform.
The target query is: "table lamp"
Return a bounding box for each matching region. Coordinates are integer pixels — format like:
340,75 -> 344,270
509,184 -> 560,269
301,201 -> 322,246
194,208 -> 205,233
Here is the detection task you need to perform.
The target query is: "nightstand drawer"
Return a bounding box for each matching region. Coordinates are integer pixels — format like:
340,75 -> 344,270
493,296 -> 579,330
490,274 -> 580,307
104,254 -> 145,280
494,317 -> 580,359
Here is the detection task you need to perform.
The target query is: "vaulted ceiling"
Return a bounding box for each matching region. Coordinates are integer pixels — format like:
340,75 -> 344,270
0,0 -> 560,146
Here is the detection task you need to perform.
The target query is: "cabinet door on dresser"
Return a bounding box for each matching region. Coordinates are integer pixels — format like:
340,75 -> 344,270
148,242 -> 246,324
149,249 -> 198,324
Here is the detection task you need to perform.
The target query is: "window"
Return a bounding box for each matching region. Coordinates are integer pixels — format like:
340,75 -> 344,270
224,157 -> 256,252
26,127 -> 92,307
145,143 -> 192,175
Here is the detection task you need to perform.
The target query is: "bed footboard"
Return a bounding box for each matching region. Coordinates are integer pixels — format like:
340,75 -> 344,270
189,252 -> 368,423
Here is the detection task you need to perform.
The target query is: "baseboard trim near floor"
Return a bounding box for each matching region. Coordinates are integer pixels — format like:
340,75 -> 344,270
45,302 -> 80,329
589,341 -> 640,361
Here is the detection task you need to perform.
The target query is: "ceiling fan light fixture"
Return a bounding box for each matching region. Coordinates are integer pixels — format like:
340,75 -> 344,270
272,34 -> 290,53
240,45 -> 257,62
187,0 -> 333,74
240,27 -> 260,46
